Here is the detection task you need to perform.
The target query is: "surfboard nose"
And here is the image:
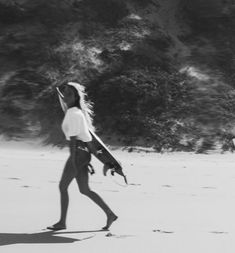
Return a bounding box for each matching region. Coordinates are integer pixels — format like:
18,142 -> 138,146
56,87 -> 64,98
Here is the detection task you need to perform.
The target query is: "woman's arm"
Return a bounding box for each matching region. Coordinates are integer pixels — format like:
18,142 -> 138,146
69,136 -> 78,170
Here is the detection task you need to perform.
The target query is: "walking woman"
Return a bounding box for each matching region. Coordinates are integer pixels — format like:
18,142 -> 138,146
47,82 -> 117,231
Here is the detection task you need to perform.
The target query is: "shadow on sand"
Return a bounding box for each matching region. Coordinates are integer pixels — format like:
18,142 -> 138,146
0,230 -> 102,246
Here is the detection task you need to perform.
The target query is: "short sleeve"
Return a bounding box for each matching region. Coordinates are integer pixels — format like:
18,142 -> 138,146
66,109 -> 92,142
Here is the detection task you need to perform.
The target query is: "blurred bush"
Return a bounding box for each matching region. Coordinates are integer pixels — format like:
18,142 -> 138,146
0,0 -> 235,152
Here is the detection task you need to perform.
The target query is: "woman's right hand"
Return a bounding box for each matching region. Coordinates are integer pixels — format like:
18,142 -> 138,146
86,141 -> 100,155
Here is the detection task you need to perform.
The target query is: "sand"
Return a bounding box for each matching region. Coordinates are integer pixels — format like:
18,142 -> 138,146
1,140 -> 235,253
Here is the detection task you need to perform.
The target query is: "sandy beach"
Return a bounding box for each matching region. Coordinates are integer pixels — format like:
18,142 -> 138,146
1,140 -> 235,253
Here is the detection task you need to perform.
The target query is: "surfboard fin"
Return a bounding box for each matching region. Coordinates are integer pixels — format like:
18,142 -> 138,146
103,163 -> 127,184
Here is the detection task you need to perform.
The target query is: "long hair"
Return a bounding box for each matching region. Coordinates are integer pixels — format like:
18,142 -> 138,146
62,82 -> 95,132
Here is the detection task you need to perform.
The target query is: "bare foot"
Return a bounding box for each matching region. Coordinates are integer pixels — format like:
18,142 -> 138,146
47,222 -> 66,231
102,213 -> 118,230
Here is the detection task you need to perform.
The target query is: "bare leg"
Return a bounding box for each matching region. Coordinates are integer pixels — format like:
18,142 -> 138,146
59,157 -> 76,225
48,157 -> 75,230
75,151 -> 118,229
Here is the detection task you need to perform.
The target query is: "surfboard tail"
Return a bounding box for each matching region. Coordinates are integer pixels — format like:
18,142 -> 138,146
117,171 -> 128,184
111,165 -> 128,184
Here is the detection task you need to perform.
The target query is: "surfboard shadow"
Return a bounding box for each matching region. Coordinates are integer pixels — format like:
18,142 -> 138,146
0,230 -> 80,246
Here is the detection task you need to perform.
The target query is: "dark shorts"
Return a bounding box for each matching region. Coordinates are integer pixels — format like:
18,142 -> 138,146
75,148 -> 91,168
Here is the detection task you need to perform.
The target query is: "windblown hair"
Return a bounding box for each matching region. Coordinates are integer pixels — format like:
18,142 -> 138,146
61,81 -> 95,132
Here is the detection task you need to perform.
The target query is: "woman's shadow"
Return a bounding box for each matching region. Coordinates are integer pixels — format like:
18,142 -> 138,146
0,230 -> 101,246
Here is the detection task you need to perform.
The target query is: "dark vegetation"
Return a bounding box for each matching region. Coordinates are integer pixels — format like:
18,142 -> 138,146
1,0 -> 235,152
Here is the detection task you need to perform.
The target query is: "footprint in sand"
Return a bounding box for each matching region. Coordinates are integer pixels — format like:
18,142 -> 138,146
202,186 -> 217,190
105,233 -> 135,238
162,185 -> 172,188
8,177 -> 21,180
153,229 -> 174,234
210,231 -> 228,234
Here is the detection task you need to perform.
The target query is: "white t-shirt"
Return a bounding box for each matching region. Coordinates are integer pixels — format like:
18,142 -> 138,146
62,107 -> 92,142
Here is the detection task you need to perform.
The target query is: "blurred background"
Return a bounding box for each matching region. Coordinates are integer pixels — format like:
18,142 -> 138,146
1,0 -> 235,152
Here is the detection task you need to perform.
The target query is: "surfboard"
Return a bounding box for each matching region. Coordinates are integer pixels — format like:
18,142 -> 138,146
56,87 -> 127,184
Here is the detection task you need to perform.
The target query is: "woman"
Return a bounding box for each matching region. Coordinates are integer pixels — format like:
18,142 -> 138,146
47,82 -> 118,231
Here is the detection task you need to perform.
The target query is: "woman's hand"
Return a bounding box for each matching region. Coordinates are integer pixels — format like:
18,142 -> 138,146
86,141 -> 100,156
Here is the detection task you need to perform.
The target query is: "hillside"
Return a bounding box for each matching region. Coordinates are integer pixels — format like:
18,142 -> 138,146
1,0 -> 235,151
